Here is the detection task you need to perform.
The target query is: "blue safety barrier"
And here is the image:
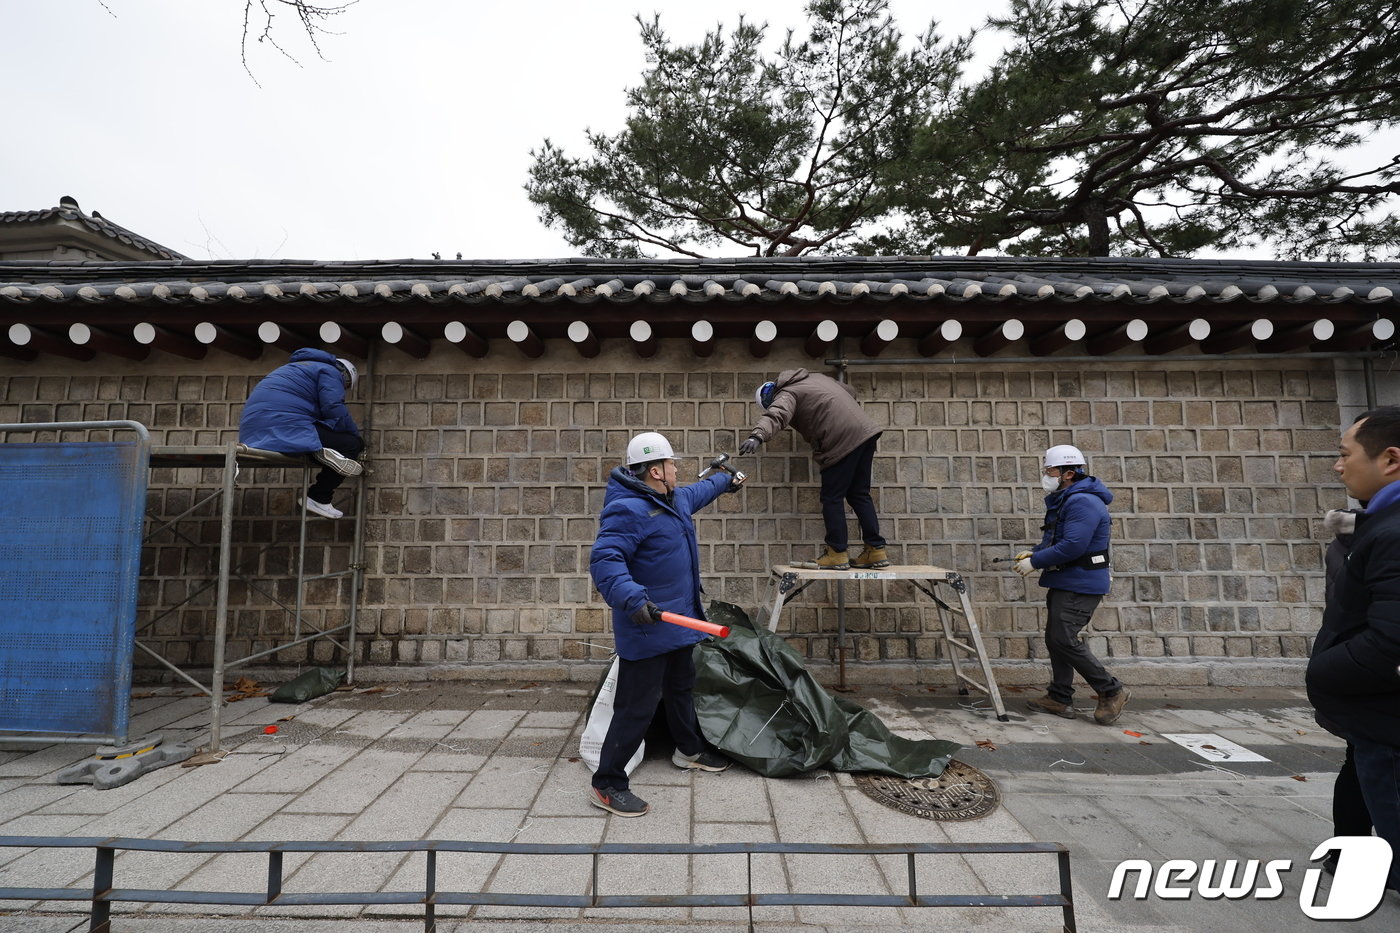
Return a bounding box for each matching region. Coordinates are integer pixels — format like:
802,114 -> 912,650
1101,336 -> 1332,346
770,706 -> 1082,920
0,422 -> 150,744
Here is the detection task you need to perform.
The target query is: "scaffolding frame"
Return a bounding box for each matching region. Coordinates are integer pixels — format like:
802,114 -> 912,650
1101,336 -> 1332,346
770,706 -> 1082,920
0,420 -> 368,753
141,442 -> 368,751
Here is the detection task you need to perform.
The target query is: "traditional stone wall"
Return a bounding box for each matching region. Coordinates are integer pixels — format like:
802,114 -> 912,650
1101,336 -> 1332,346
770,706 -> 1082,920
0,339 -> 1375,683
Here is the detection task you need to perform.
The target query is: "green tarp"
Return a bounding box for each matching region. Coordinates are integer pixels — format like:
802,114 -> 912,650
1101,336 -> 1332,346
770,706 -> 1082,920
693,603 -> 959,778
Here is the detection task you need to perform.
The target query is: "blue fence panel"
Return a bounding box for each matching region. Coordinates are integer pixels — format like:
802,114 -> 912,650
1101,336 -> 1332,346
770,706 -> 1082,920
0,441 -> 149,741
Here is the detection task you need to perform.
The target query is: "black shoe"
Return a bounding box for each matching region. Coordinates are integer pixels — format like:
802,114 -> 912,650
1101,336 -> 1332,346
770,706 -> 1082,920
589,785 -> 649,817
672,749 -> 730,772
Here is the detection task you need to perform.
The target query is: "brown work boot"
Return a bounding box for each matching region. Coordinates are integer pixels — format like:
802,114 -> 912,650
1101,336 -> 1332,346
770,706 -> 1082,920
1026,694 -> 1076,719
850,546 -> 891,569
798,546 -> 848,570
1094,687 -> 1130,725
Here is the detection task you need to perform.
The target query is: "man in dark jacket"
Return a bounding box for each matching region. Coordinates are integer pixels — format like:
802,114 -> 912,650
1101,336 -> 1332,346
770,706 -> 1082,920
1322,505 -> 1370,868
1308,406 -> 1400,890
588,431 -> 743,817
1016,444 -> 1129,725
239,348 -> 364,519
741,368 -> 888,570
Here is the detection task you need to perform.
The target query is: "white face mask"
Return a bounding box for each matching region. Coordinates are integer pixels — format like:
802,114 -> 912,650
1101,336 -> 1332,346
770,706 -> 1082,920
1041,473 -> 1061,494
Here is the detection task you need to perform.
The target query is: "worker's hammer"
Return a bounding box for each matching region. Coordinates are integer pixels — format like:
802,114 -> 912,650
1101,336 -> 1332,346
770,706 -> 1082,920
699,452 -> 746,485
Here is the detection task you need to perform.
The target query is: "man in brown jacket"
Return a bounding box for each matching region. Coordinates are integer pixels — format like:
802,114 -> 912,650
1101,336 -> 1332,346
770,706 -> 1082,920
740,369 -> 889,570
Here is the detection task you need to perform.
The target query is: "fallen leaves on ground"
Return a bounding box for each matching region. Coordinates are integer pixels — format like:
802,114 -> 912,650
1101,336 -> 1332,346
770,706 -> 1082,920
181,749 -> 228,768
225,676 -> 270,702
1291,775 -> 1308,782
975,739 -> 997,751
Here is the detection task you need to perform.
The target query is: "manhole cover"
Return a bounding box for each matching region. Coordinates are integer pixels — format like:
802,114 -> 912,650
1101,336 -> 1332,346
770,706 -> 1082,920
853,759 -> 1000,821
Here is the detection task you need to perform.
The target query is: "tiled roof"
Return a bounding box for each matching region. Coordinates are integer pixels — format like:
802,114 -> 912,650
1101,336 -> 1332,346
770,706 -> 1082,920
0,200 -> 187,261
1,255 -> 1398,305
0,256 -> 1393,362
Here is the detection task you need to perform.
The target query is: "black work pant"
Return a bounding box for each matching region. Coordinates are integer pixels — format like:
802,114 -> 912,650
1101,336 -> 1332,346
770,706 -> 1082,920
592,647 -> 705,792
1352,738 -> 1400,891
307,424 -> 365,503
1043,589 -> 1122,703
1333,741 -> 1373,837
819,435 -> 885,553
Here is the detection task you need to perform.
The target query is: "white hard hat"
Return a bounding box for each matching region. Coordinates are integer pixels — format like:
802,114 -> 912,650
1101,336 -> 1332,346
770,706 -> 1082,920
626,431 -> 675,466
335,358 -> 359,392
1045,444 -> 1086,468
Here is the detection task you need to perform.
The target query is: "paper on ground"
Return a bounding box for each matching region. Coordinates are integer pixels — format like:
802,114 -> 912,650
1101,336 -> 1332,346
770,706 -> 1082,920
1161,733 -> 1269,763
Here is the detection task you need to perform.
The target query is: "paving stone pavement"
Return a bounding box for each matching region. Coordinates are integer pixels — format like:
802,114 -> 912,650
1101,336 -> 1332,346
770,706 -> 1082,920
1,678 -> 1397,932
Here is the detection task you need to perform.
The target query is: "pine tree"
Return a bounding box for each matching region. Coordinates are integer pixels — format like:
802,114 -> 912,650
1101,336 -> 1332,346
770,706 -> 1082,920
525,0 -> 967,258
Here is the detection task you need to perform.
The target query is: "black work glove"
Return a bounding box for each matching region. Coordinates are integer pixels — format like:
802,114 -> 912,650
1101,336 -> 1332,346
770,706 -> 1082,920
630,600 -> 663,625
739,437 -> 761,456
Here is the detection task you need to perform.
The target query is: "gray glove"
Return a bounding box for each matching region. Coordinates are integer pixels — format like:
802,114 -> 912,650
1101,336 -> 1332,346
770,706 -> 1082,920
630,600 -> 663,625
739,437 -> 761,456
1323,509 -> 1358,536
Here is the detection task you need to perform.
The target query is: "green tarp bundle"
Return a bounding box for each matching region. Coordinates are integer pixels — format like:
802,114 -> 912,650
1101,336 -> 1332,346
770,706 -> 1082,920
269,667 -> 345,704
693,603 -> 959,778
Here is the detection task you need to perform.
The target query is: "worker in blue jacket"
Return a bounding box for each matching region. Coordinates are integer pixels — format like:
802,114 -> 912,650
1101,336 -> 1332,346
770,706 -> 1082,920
1014,444 -> 1129,725
587,431 -> 743,817
239,348 -> 364,519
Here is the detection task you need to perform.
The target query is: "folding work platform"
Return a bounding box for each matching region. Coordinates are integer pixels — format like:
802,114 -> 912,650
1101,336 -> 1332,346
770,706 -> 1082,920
766,564 -> 1009,720
0,421 -> 367,753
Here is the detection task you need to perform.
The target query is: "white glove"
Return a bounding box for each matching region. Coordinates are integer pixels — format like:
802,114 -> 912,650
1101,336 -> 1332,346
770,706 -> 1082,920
1014,556 -> 1036,577
1322,510 -> 1357,536
1014,551 -> 1033,561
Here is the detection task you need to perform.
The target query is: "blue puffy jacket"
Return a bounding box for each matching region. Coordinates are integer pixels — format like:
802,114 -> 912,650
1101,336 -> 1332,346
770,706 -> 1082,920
1031,476 -> 1113,596
590,466 -> 734,660
239,348 -> 359,454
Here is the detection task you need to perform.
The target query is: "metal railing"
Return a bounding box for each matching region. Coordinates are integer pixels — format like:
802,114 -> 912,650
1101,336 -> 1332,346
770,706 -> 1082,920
0,835 -> 1075,932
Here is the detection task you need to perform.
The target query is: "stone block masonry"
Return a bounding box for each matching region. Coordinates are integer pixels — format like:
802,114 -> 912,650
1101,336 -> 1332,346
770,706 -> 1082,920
0,339 -> 1360,683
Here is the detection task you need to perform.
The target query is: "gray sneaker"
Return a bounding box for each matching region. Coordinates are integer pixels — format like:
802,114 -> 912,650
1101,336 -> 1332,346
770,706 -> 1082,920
672,749 -> 730,772
314,447 -> 363,477
589,785 -> 649,817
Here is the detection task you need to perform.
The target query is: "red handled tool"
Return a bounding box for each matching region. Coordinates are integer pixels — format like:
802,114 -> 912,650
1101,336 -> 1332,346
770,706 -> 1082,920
660,611 -> 730,638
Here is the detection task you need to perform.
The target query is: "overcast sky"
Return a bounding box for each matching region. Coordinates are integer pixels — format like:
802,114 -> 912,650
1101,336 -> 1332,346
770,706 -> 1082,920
5,0 -> 1001,262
